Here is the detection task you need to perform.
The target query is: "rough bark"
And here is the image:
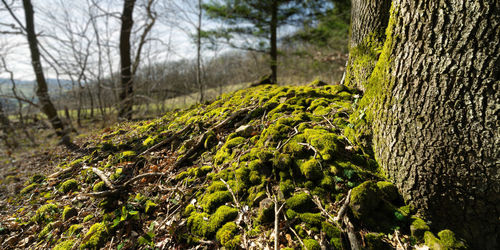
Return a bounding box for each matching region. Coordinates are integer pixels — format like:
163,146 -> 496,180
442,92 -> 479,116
196,0 -> 204,102
269,0 -> 278,84
349,1 -> 500,249
22,0 -> 75,148
344,0 -> 391,90
118,0 -> 136,121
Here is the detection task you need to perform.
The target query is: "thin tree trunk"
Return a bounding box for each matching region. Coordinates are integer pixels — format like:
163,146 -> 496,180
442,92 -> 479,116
196,0 -> 204,102
269,0 -> 278,84
344,0 -> 391,90
22,0 -> 76,149
118,0 -> 136,120
349,1 -> 500,248
0,102 -> 18,148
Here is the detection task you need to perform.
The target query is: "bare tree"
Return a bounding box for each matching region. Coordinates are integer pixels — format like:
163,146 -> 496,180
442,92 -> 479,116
20,0 -> 76,149
118,0 -> 136,120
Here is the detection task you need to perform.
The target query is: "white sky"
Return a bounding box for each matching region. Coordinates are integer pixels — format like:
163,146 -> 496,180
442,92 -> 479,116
0,0 -> 211,81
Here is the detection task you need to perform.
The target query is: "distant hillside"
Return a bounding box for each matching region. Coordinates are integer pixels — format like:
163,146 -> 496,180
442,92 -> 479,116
0,78 -> 73,98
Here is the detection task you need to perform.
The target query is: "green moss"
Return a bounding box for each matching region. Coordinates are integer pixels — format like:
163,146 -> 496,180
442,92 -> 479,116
365,232 -> 389,250
298,212 -> 322,226
202,191 -> 232,213
80,223 -> 108,249
303,239 -> 321,250
62,206 -> 78,221
206,205 -> 239,236
216,222 -> 240,249
59,179 -> 79,193
66,224 -> 83,236
28,174 -> 46,184
32,203 -> 59,224
83,214 -> 94,222
142,135 -> 158,147
286,193 -> 315,212
410,217 -> 430,239
437,230 -> 466,249
20,183 -> 39,195
38,222 -> 54,239
184,204 -> 195,217
53,240 -> 75,250
300,158 -> 323,180
349,181 -> 381,219
424,231 -> 443,250
188,205 -> 238,237
376,181 -> 399,201
92,181 -> 106,192
322,222 -> 341,248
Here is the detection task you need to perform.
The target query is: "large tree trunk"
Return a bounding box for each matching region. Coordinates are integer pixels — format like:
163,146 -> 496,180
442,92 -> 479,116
348,1 -> 499,249
22,0 -> 76,149
118,0 -> 136,121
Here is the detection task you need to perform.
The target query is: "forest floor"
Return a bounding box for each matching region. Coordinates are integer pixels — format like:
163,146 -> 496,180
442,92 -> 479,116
0,83 -> 466,249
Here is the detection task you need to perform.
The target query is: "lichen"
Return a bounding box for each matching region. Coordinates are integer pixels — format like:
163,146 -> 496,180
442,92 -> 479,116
80,223 -> 108,249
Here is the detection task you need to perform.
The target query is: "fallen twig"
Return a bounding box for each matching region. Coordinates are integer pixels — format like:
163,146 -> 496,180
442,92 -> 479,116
334,190 -> 351,222
92,167 -> 115,190
139,125 -> 192,156
220,178 -> 240,209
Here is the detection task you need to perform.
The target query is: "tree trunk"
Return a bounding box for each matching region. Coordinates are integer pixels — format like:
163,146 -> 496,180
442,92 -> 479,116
197,0 -> 204,102
22,0 -> 76,149
0,102 -> 18,148
348,1 -> 500,249
118,0 -> 136,121
269,0 -> 278,84
344,0 -> 391,90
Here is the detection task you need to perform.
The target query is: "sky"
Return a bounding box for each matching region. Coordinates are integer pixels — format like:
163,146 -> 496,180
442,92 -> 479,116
0,0 -> 210,81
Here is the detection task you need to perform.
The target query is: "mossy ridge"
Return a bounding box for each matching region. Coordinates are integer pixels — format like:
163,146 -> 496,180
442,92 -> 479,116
7,83 -> 463,249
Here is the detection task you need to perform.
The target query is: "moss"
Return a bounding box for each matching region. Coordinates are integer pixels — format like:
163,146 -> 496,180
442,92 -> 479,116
303,129 -> 340,161
110,168 -> 123,181
206,205 -> 239,236
80,223 -> 108,249
92,181 -> 106,192
20,183 -> 39,195
298,212 -> 322,226
376,181 -> 399,201
62,206 -> 78,221
322,222 -> 341,248
53,240 -> 76,250
66,224 -> 83,236
59,179 -> 79,193
410,217 -> 430,240
424,231 -> 443,250
365,232 -> 389,250
28,174 -> 46,184
187,211 -> 210,236
32,203 -> 59,224
216,222 -> 240,249
184,204 -> 195,217
286,193 -> 315,212
202,191 -> 232,213
38,222 -> 54,239
83,214 -> 94,222
303,239 -> 321,250
300,158 -> 323,180
349,181 -> 381,219
437,230 -> 466,249
142,135 -> 158,147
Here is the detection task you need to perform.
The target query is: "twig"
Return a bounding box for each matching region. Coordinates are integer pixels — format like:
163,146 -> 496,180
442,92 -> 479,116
122,172 -> 164,187
220,178 -> 240,209
276,126 -> 299,151
139,125 -> 191,156
298,142 -> 323,169
48,162 -> 82,179
334,190 -> 351,222
92,167 -> 115,190
289,226 -> 306,249
343,216 -> 361,250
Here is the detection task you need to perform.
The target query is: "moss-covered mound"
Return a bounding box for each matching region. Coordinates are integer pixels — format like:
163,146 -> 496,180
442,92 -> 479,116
0,83 -> 466,249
